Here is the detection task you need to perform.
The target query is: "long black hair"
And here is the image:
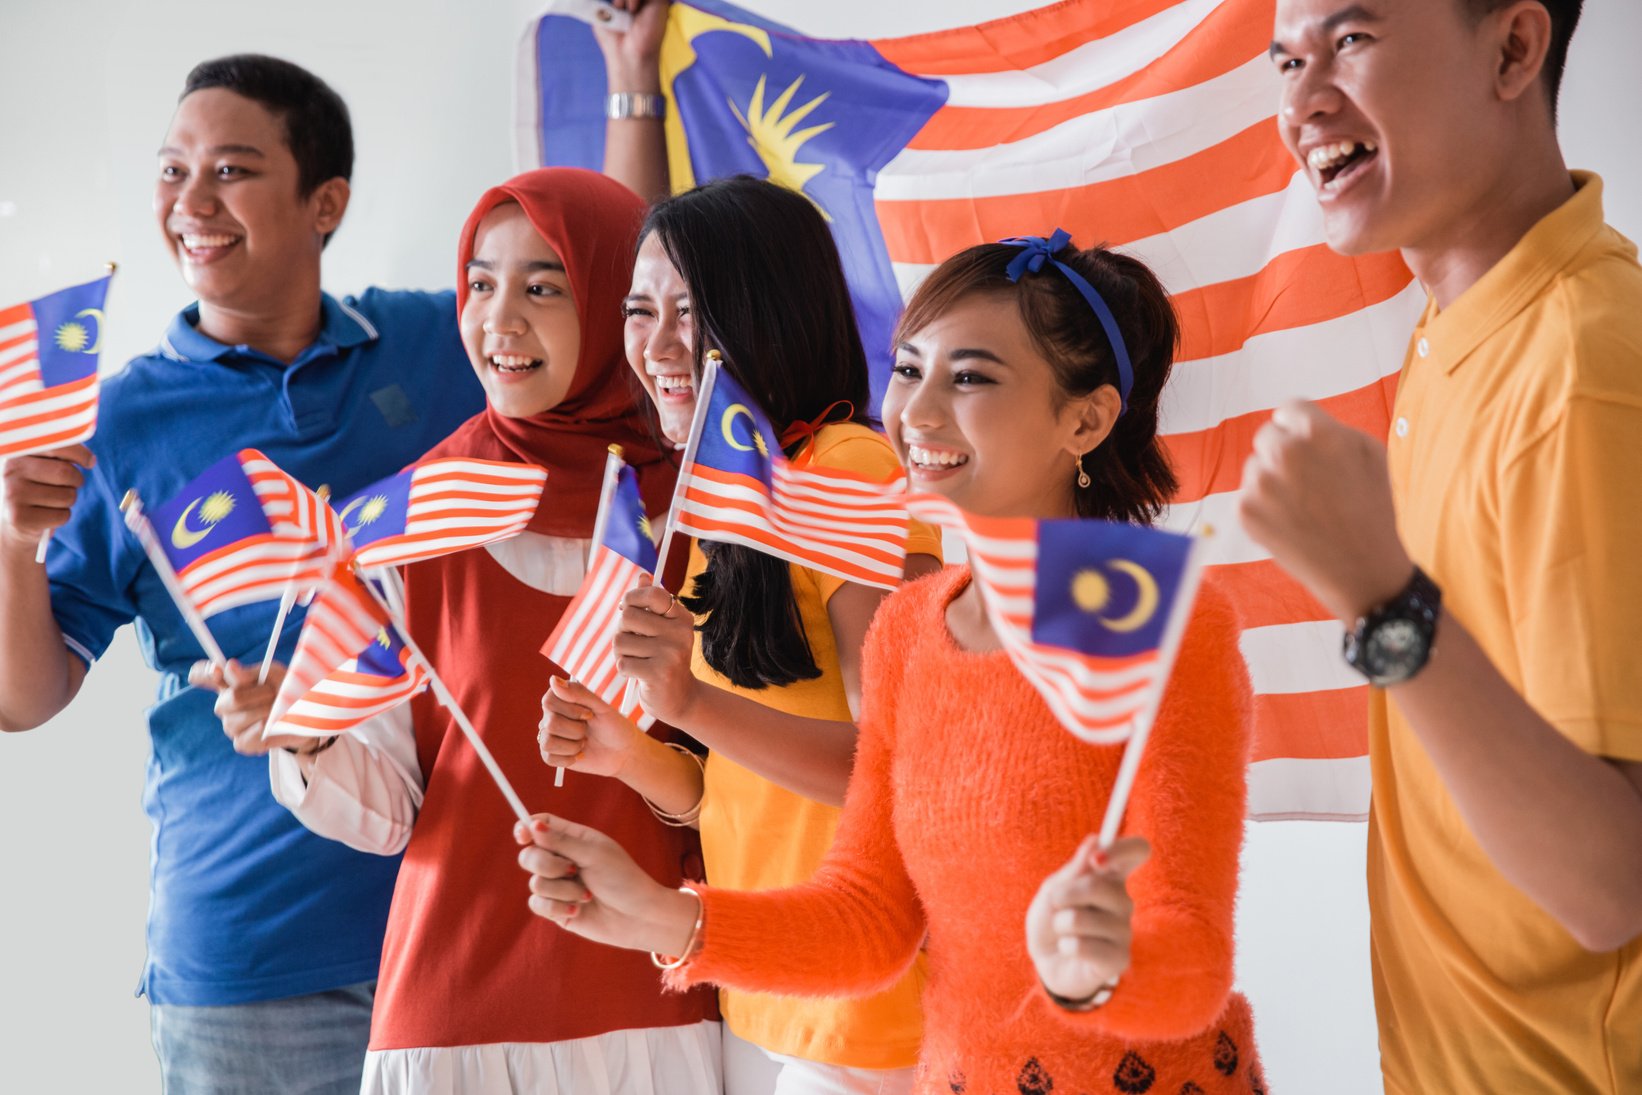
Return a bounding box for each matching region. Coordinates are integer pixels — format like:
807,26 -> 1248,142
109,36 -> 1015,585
642,176 -> 872,689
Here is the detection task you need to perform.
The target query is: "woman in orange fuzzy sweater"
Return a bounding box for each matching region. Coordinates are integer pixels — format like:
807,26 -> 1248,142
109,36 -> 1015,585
516,234 -> 1264,1094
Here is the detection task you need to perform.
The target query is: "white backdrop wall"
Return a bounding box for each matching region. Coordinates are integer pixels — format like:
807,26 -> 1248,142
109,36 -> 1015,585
1,2 -> 1637,1091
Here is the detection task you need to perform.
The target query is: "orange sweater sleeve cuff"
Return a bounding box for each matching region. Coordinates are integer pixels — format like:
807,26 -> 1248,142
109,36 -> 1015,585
663,881 -> 924,1000
1024,905 -> 1235,1043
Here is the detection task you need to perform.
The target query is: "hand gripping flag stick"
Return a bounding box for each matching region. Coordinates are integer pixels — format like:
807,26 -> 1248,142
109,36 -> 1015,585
370,566 -> 532,824
1095,529 -> 1211,851
119,488 -> 227,666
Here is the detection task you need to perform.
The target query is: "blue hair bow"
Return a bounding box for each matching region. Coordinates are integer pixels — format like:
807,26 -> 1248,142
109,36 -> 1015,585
999,228 -> 1134,416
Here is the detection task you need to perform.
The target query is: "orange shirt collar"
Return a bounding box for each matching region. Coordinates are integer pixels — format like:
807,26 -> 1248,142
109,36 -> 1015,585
1418,171 -> 1607,376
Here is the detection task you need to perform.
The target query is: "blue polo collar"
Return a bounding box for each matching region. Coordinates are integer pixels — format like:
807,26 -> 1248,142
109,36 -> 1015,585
159,292 -> 380,365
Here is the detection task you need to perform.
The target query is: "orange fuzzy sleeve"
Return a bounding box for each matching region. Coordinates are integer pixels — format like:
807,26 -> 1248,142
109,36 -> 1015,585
667,588 -> 928,997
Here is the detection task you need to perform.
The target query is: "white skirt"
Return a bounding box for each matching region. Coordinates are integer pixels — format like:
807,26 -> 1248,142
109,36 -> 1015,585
361,1020 -> 723,1095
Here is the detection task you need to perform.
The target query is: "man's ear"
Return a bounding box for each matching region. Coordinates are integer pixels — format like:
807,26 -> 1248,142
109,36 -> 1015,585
1492,0 -> 1555,106
311,177 -> 351,239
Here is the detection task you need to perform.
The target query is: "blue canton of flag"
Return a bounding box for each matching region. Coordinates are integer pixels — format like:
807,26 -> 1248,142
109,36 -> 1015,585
335,468 -> 413,553
1031,518 -> 1195,660
688,366 -> 781,491
149,454 -> 275,572
602,464 -> 659,573
0,273 -> 113,458
529,0 -> 944,411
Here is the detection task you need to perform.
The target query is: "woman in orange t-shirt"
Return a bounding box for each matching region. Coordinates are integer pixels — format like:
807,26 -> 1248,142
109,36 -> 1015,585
520,233 -> 1264,1093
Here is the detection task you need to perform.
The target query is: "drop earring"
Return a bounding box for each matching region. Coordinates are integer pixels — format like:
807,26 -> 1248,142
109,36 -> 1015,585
1076,453 -> 1092,489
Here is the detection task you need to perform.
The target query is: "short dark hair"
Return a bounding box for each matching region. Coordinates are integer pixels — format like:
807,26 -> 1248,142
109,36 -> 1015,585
643,176 -> 874,690
1463,0 -> 1584,116
895,240 -> 1180,527
181,54 -> 354,197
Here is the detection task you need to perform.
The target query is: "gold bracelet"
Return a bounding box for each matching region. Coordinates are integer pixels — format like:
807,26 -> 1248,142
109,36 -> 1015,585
651,885 -> 704,970
643,743 -> 706,827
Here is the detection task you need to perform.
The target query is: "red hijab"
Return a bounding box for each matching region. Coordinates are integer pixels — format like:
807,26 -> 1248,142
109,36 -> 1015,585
434,167 -> 674,538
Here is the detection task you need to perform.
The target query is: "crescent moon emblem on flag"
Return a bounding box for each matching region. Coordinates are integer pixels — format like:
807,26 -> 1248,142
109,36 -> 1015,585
1100,559 -> 1160,633
338,496 -> 370,530
74,308 -> 106,354
170,493 -> 234,550
721,404 -> 760,453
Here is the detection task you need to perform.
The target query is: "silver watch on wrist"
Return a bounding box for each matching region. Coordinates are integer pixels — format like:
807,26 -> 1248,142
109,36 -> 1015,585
606,92 -> 666,120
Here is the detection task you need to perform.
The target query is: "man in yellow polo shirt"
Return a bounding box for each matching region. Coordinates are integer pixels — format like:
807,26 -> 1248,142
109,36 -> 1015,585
1244,1 -> 1642,1091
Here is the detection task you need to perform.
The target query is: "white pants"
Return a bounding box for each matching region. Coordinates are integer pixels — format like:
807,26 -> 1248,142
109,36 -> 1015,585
722,1027 -> 915,1095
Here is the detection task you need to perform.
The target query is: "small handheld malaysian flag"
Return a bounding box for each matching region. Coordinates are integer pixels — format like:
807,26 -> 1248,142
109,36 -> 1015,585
137,449 -> 342,621
541,446 -> 656,729
906,493 -> 1206,845
334,457 -> 549,570
265,564 -> 428,738
665,352 -> 911,591
0,270 -> 113,459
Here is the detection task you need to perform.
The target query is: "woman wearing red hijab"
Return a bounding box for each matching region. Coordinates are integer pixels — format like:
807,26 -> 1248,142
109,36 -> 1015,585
269,168 -> 720,1092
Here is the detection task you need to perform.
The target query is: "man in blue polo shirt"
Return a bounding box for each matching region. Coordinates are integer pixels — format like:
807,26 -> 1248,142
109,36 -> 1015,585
0,55 -> 482,1092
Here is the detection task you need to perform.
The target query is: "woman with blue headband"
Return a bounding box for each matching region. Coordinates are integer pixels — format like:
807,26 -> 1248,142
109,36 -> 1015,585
517,232 -> 1263,1093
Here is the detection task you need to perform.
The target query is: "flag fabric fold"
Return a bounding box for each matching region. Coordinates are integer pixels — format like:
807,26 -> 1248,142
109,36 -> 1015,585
524,0 -> 1406,818
670,357 -> 911,591
334,457 -> 549,570
266,564 -> 411,735
0,274 -> 113,458
142,449 -> 342,619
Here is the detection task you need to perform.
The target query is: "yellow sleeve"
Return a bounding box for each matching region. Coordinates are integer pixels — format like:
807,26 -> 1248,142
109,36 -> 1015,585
1500,391 -> 1642,760
802,430 -> 942,604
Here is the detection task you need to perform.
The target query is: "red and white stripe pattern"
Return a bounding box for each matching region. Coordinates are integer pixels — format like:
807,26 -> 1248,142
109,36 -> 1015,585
871,0 -> 1413,817
175,452 -> 344,618
906,494 -> 1193,745
267,566 -> 401,735
675,459 -> 912,592
541,544 -> 652,727
0,302 -> 99,458
349,458 -> 549,570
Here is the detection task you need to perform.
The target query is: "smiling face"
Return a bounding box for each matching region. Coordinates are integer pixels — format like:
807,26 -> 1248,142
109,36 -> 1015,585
883,292 -> 1113,521
1272,0 -> 1505,256
622,232 -> 698,445
154,88 -> 343,312
459,203 -> 582,419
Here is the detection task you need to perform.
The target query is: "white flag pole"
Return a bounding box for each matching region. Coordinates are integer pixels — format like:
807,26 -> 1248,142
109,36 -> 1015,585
360,573 -> 531,824
119,489 -> 227,666
1096,531 -> 1212,851
258,487 -> 333,685
649,351 -> 720,589
555,446 -> 626,788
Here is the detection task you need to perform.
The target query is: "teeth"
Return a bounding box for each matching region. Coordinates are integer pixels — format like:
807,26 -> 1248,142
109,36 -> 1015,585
907,445 -> 969,469
180,233 -> 239,249
655,374 -> 693,393
1306,139 -> 1377,174
490,354 -> 538,369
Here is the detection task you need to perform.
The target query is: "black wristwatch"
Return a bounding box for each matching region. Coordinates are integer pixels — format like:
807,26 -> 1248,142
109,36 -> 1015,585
1342,566 -> 1441,686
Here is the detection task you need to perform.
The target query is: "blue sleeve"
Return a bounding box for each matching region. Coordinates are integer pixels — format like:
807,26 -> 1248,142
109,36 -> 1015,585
45,454 -> 143,667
